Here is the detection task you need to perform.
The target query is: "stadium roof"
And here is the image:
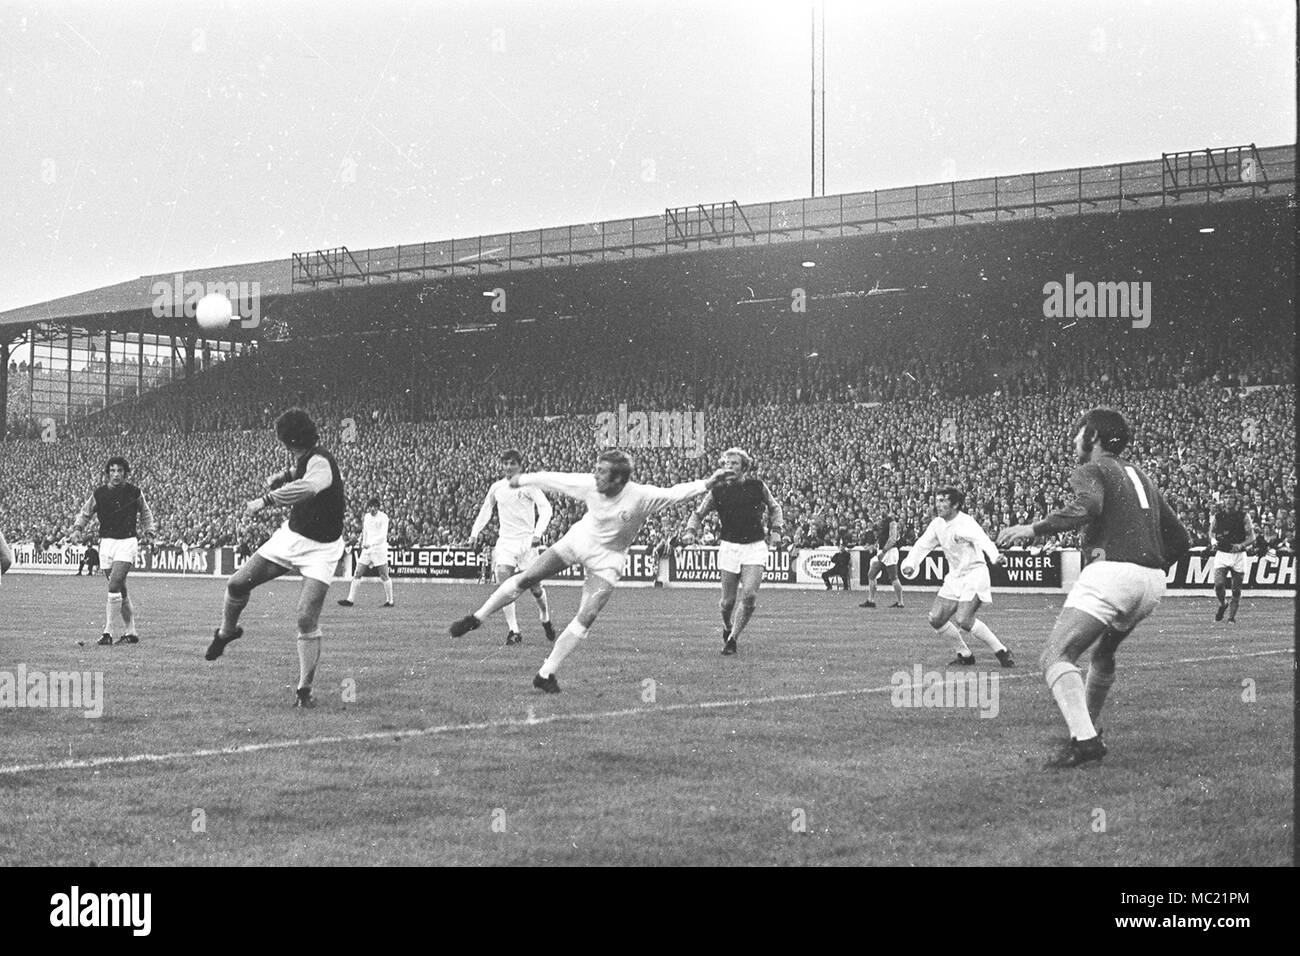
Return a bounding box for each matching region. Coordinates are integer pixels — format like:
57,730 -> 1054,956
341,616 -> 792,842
2,142 -> 1292,332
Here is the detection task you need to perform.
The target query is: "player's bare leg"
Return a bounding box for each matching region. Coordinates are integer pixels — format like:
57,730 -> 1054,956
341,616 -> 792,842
1084,627 -> 1130,723
530,581 -> 553,641
861,559 -> 882,607
102,561 -> 138,644
450,548 -> 568,636
496,562 -> 523,644
927,596 -> 973,663
718,569 -> 740,647
1227,570 -> 1243,623
725,564 -> 764,654
952,597 -> 1013,667
207,555 -> 287,659
1213,568 -> 1229,621
534,573 -> 615,692
1039,608 -> 1111,767
341,560 -> 372,606
293,579 -> 331,707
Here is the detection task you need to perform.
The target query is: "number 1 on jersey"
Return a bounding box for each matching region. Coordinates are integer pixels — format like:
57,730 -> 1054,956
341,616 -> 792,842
1124,466 -> 1150,509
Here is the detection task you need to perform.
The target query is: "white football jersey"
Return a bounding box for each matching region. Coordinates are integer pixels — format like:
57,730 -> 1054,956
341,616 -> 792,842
361,511 -> 389,549
518,472 -> 708,554
472,479 -> 553,541
902,512 -> 1000,578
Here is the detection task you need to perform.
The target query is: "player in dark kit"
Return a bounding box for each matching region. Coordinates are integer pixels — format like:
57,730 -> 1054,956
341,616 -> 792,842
72,457 -> 155,645
1209,493 -> 1253,624
205,409 -> 346,709
860,513 -> 904,608
685,447 -> 784,655
999,408 -> 1190,769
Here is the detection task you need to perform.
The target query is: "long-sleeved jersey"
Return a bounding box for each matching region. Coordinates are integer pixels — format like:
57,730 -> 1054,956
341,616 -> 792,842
1031,454 -> 1190,569
902,511 -> 999,578
517,472 -> 708,554
472,479 -> 553,541
361,510 -> 390,549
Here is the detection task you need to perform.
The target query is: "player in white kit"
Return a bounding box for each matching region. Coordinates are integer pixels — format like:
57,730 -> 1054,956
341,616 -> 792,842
468,449 -> 556,645
899,487 -> 1015,667
449,449 -> 734,693
338,498 -> 394,608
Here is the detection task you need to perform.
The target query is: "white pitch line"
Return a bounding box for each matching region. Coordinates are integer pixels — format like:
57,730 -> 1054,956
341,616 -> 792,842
0,648 -> 1291,776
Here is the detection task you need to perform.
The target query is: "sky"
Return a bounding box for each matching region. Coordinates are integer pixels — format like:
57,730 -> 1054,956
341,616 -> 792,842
0,0 -> 1294,313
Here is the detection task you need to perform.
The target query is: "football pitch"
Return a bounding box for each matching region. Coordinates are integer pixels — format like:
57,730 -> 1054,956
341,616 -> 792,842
0,575 -> 1292,867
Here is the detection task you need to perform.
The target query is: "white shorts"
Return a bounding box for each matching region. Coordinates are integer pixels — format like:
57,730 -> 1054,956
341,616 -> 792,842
358,545 -> 390,568
718,539 -> 768,575
1065,561 -> 1166,633
257,525 -> 346,585
1212,550 -> 1247,575
873,547 -> 899,567
938,565 -> 993,604
99,537 -> 138,566
552,528 -> 624,585
494,535 -> 539,572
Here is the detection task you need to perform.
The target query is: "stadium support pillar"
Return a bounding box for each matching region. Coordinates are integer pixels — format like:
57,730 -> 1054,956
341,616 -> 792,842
183,335 -> 196,434
0,337 -> 8,440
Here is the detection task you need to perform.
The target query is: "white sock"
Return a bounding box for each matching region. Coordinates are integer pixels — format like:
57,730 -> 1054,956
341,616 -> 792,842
383,578 -> 393,604
297,630 -> 322,691
534,587 -> 550,622
966,619 -> 1005,653
539,621 -> 588,678
935,621 -> 970,655
347,578 -> 362,603
105,593 -> 122,634
503,601 -> 519,632
1046,662 -> 1097,740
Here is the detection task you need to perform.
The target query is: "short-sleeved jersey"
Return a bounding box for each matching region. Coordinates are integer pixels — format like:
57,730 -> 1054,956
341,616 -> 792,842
518,472 -> 708,555
712,477 -> 770,544
1033,454 -> 1189,569
472,480 -> 553,541
902,512 -> 999,578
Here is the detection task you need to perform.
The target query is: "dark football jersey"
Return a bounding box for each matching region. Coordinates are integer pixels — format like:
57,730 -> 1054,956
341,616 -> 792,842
713,478 -> 769,544
288,448 -> 345,543
1212,510 -> 1248,553
93,483 -> 144,540
1033,454 -> 1190,569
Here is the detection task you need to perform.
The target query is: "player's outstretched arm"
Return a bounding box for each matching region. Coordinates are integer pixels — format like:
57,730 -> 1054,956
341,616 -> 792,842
999,466 -> 1102,547
512,472 -> 597,501
684,490 -> 716,538
900,519 -> 940,576
0,531 -> 12,574
761,482 -> 786,544
249,455 -> 332,513
1158,492 -> 1192,567
71,494 -> 96,535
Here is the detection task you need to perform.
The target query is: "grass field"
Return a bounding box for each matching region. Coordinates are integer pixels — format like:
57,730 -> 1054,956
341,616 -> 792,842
0,575 -> 1292,866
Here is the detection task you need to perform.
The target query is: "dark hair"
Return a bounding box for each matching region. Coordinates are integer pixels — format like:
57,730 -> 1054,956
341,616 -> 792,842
500,448 -> 523,466
367,497 -> 381,509
275,408 -> 319,450
1074,407 -> 1131,455
104,456 -> 130,475
938,486 -> 966,510
597,449 -> 633,485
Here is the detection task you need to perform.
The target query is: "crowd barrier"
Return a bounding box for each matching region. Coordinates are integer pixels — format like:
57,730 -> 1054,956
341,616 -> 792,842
5,542 -> 1293,596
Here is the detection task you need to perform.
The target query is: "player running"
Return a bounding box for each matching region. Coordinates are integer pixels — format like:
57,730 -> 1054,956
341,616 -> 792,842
1209,493 -> 1253,625
467,449 -> 555,645
999,408 -> 1190,769
900,487 -> 1014,667
448,449 -> 733,693
338,497 -> 395,608
860,511 -> 904,609
205,409 -> 346,709
71,457 -> 155,645
683,447 -> 783,656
